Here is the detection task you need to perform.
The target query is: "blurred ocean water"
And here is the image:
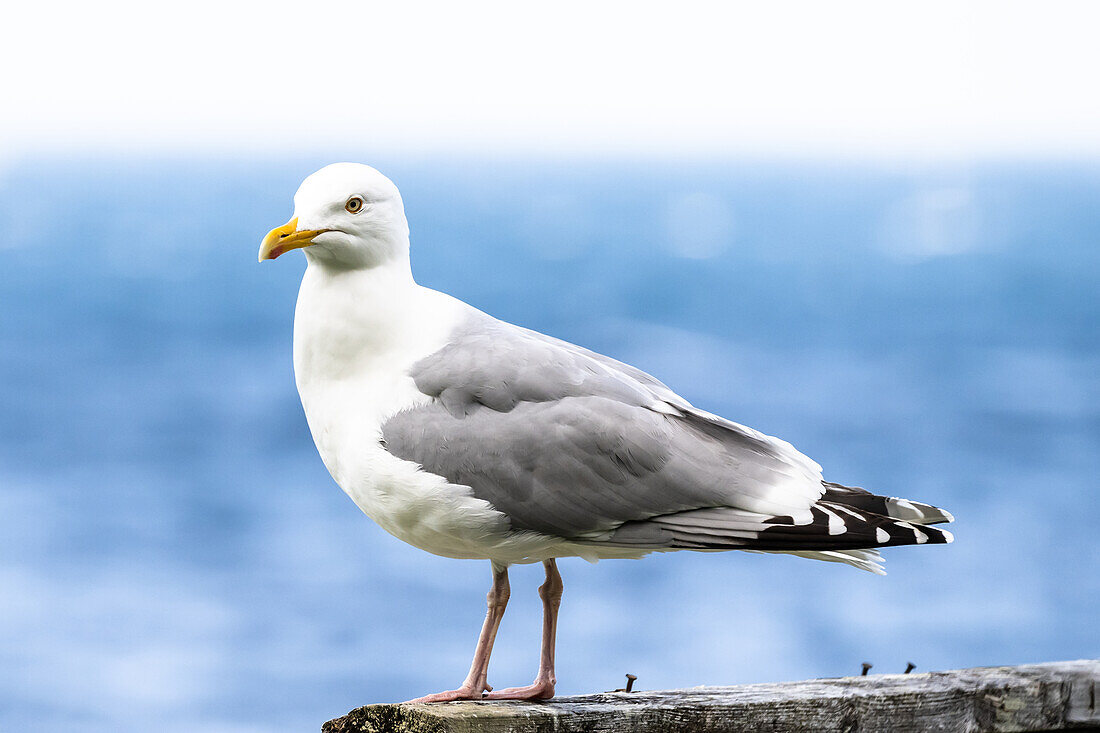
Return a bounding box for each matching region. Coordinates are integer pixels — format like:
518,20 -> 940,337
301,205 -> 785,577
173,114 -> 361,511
0,157 -> 1097,731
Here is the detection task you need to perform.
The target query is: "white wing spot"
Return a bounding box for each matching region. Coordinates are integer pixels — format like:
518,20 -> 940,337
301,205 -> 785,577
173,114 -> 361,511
890,498 -> 922,520
876,527 -> 890,543
791,508 -> 815,526
820,506 -> 846,535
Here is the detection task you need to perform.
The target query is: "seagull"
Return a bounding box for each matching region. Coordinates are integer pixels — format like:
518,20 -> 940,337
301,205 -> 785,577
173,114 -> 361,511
258,162 -> 955,703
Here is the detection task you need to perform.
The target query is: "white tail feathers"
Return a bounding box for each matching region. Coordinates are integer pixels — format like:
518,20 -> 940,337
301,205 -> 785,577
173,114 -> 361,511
747,548 -> 886,574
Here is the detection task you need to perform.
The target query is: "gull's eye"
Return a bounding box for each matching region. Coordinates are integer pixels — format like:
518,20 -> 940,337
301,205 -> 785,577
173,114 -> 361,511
345,196 -> 364,214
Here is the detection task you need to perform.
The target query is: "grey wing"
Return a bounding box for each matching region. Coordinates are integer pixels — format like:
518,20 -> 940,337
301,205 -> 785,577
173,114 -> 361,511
380,311 -> 829,544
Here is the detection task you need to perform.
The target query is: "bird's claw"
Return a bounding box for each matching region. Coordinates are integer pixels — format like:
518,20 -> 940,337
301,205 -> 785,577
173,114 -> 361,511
406,687 -> 484,703
482,679 -> 555,701
407,679 -> 493,703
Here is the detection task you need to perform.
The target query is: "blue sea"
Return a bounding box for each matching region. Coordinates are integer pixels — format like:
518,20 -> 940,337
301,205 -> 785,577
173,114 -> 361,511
1,157 -> 1097,731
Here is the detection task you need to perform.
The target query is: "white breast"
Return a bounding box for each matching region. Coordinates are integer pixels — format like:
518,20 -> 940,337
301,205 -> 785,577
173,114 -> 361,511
292,264 -> 515,559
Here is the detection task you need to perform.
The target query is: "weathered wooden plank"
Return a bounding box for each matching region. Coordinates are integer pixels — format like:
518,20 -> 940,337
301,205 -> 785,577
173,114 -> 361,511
323,660 -> 1100,733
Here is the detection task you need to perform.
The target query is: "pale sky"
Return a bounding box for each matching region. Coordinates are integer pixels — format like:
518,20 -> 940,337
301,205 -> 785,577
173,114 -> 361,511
3,0 -> 1099,159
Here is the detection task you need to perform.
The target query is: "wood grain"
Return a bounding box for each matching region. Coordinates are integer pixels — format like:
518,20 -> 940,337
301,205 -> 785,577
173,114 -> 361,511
323,660 -> 1100,733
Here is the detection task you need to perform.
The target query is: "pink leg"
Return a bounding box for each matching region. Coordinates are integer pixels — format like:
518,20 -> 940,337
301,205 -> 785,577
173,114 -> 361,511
408,562 -> 510,703
484,558 -> 563,700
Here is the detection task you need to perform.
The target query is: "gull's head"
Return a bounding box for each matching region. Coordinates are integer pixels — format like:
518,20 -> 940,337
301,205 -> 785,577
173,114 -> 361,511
258,163 -> 409,268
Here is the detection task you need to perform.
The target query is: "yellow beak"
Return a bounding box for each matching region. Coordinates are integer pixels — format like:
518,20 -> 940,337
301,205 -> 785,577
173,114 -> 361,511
258,217 -> 329,262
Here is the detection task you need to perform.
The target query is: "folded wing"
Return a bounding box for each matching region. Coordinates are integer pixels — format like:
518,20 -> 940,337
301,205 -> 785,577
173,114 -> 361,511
383,313 -> 828,535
